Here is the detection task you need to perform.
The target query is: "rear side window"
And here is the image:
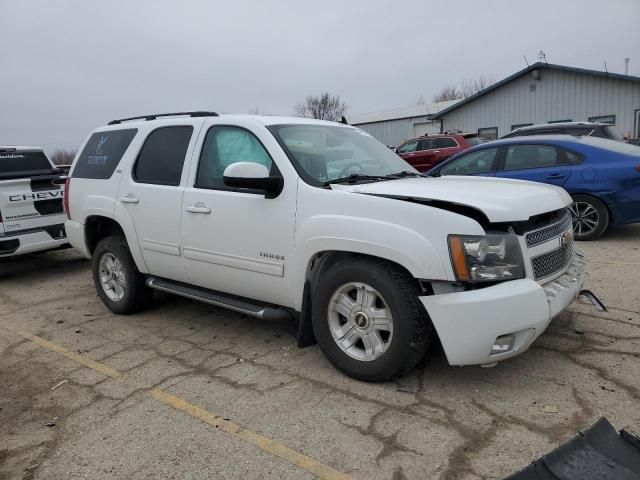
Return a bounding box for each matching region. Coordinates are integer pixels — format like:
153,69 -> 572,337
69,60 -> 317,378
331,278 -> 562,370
418,139 -> 433,150
73,129 -> 137,179
134,126 -> 193,186
434,137 -> 457,148
0,150 -> 53,179
503,145 -> 562,171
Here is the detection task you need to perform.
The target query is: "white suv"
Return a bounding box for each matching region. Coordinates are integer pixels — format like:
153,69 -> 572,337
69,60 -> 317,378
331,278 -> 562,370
65,111 -> 586,381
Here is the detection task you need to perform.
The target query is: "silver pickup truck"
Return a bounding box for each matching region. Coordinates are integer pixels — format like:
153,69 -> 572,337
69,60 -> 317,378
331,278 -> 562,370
0,146 -> 69,257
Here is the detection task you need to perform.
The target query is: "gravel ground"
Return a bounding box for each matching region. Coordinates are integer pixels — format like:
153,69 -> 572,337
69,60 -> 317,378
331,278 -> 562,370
1,224 -> 638,480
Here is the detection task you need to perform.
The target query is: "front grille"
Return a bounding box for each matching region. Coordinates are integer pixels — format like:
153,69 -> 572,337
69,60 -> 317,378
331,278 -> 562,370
525,210 -> 572,247
531,242 -> 573,280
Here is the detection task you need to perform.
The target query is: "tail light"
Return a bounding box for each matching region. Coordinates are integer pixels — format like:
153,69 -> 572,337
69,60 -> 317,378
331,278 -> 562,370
63,177 -> 71,219
635,164 -> 640,173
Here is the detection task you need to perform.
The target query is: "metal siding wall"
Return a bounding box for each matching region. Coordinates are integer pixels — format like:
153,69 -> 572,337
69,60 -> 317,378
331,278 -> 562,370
353,116 -> 437,146
441,70 -> 640,137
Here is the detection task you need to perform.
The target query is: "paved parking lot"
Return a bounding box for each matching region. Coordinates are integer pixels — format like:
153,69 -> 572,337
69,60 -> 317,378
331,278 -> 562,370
1,225 -> 639,480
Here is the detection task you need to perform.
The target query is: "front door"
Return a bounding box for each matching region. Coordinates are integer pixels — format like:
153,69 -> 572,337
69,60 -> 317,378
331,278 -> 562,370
180,124 -> 296,307
117,124 -> 197,283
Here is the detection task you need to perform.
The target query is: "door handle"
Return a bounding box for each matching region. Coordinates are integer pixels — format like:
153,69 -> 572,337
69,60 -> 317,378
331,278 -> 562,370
432,150 -> 440,153
546,173 -> 567,179
186,203 -> 211,214
119,195 -> 139,204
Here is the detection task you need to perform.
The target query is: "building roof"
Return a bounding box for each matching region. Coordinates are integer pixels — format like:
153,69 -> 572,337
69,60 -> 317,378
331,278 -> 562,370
432,62 -> 640,119
349,99 -> 460,125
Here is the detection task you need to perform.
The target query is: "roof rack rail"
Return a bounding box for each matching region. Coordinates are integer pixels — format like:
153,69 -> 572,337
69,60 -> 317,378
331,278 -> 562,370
108,111 -> 219,125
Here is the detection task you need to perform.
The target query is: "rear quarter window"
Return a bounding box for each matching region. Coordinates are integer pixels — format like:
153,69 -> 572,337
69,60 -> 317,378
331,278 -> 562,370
0,150 -> 53,179
72,129 -> 137,179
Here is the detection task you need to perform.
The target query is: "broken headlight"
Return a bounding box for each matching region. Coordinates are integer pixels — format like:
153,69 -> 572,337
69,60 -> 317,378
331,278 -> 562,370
448,234 -> 524,283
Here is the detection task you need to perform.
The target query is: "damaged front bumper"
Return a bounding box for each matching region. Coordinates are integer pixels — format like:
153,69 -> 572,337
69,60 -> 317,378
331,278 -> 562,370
420,252 -> 587,366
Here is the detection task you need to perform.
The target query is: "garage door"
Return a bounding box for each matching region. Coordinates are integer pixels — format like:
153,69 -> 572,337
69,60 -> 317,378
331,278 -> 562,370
413,122 -> 440,137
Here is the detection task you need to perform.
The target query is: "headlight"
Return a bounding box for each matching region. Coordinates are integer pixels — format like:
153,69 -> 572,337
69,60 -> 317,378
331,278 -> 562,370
448,234 -> 524,282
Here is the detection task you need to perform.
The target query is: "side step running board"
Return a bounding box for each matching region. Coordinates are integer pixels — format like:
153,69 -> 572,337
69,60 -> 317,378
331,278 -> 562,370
146,277 -> 293,322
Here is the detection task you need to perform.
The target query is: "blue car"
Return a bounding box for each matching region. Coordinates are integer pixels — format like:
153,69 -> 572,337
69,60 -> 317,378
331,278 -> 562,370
427,135 -> 640,240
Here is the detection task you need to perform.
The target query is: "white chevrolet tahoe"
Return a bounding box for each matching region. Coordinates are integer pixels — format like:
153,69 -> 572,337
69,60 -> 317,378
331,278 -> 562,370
0,147 -> 68,257
65,111 -> 586,381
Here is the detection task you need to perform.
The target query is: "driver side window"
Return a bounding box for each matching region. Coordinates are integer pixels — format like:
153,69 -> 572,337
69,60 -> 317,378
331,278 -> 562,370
439,148 -> 498,176
397,141 -> 418,153
196,126 -> 273,189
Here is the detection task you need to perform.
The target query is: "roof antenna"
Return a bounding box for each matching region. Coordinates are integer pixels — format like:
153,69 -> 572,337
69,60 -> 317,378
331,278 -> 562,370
340,116 -> 348,125
523,55 -> 530,67
537,50 -> 548,63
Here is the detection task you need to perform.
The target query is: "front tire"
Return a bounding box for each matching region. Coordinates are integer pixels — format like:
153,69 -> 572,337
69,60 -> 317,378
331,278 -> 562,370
570,195 -> 609,241
312,257 -> 431,382
92,235 -> 152,314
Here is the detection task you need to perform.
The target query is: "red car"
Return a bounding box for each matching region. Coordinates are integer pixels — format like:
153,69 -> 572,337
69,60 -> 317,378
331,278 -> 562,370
395,132 -> 484,171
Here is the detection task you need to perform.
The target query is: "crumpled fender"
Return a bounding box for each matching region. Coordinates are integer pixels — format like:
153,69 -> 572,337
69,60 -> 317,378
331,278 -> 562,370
291,214 -> 451,310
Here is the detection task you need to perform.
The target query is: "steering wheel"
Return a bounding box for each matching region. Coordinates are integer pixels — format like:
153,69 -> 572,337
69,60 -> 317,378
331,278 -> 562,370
338,162 -> 365,178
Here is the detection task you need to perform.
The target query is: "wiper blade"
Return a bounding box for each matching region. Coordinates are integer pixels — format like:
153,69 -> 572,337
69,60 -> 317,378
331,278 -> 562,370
383,170 -> 423,178
324,174 -> 387,186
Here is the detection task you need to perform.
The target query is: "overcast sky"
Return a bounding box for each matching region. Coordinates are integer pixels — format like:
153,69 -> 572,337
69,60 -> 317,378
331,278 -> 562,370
1,0 -> 638,153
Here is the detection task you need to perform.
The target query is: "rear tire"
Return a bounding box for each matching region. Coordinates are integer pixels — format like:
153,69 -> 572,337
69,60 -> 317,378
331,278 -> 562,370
312,257 -> 431,382
570,195 -> 609,241
92,235 -> 152,314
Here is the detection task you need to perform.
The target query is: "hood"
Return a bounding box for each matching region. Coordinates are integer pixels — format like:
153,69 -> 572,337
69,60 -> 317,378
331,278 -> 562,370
339,176 -> 572,223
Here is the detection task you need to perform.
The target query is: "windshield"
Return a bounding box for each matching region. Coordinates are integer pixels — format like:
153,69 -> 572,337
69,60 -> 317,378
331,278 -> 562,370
464,135 -> 485,146
601,125 -> 624,141
269,124 -> 417,185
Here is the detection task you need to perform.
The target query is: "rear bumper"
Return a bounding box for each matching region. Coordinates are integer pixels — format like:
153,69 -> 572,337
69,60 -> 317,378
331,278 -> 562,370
421,252 -> 585,366
609,200 -> 640,225
0,226 -> 68,257
65,219 -> 91,258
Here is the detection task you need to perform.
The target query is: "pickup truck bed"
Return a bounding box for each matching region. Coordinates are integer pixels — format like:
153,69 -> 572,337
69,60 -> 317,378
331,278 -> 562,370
0,147 -> 69,257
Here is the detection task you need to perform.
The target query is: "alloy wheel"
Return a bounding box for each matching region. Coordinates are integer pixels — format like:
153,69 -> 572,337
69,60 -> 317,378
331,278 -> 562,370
98,252 -> 126,302
327,282 -> 393,361
569,201 -> 600,236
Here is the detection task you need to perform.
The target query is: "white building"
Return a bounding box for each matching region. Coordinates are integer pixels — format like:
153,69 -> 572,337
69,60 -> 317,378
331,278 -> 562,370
349,100 -> 459,147
433,62 -> 640,140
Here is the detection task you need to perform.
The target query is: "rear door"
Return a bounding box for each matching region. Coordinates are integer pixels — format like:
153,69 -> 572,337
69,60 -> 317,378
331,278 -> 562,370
495,144 -> 576,186
117,124 -> 200,283
432,137 -> 460,165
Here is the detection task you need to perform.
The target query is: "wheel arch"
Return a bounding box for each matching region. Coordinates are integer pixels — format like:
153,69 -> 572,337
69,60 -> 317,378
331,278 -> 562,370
84,215 -> 148,273
569,192 -> 614,223
295,249 -> 430,349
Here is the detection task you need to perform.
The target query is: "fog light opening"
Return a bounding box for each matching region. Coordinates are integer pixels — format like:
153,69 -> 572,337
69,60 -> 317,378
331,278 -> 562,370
491,334 -> 515,355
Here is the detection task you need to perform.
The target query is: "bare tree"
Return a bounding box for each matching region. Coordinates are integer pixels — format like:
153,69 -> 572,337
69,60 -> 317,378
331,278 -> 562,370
294,93 -> 347,121
432,85 -> 462,103
50,149 -> 77,165
416,94 -> 426,105
460,76 -> 494,98
247,106 -> 261,115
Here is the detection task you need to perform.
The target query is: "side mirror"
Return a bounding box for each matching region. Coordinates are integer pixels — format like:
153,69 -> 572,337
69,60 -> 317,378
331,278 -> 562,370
222,162 -> 283,199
